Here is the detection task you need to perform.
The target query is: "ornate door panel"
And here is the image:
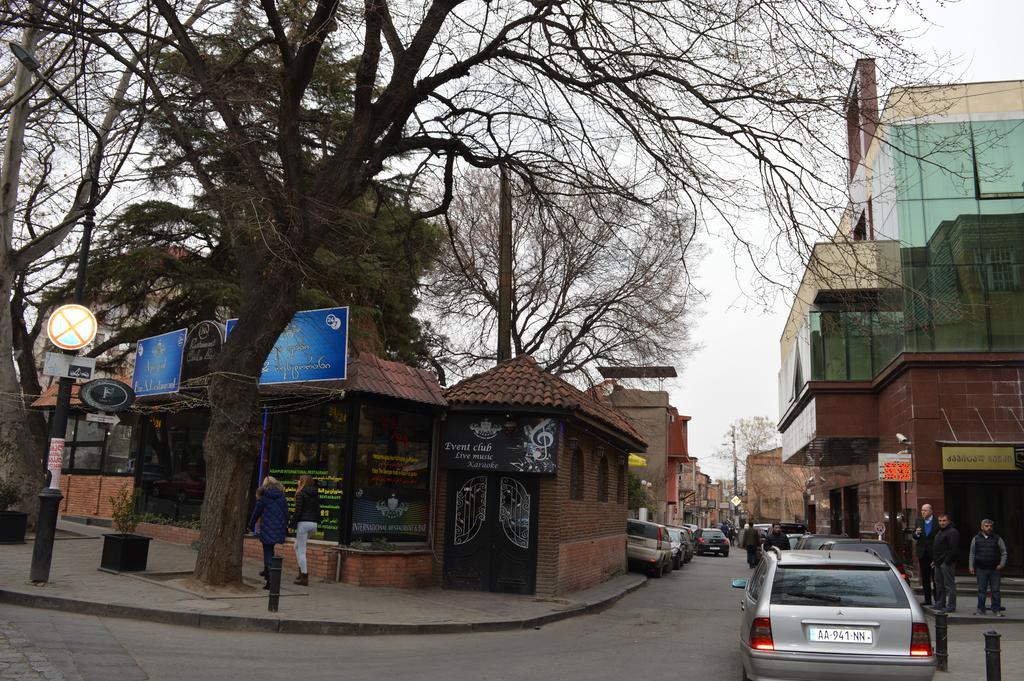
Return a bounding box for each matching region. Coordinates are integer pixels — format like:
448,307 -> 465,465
444,471 -> 539,594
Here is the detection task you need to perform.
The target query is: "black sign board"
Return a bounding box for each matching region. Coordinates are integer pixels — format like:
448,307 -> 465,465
440,413 -> 559,473
67,363 -> 94,380
79,379 -> 135,413
180,320 -> 224,385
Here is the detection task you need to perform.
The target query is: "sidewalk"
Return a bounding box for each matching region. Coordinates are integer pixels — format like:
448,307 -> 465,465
0,521 -> 644,636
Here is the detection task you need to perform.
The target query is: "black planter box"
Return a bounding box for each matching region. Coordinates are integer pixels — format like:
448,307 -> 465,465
0,511 -> 28,544
100,533 -> 151,572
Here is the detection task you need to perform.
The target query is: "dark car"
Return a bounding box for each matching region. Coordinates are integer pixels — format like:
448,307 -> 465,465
693,528 -> 730,557
152,471 -> 205,503
779,522 -> 808,535
794,533 -> 846,550
818,538 -> 912,578
666,527 -> 693,569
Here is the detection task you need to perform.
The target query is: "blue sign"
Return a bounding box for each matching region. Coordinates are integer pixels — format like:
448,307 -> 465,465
132,329 -> 187,396
226,307 -> 348,384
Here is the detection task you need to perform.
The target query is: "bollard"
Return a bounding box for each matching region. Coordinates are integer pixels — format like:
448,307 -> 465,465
984,631 -> 1001,681
935,612 -> 948,672
268,555 -> 283,612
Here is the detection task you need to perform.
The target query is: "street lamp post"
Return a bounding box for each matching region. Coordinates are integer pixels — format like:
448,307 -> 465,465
10,41 -> 105,584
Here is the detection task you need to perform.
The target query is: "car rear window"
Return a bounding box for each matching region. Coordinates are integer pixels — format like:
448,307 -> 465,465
702,530 -> 725,538
627,521 -> 658,540
770,567 -> 909,608
830,543 -> 896,563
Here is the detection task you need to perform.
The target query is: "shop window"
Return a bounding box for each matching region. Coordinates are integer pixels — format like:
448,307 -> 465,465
351,404 -> 432,542
570,448 -> 583,500
597,456 -> 609,502
268,404 -> 348,542
617,463 -> 625,503
59,416 -> 132,474
137,411 -> 209,520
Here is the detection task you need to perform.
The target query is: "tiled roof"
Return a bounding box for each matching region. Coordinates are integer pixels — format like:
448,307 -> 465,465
32,354 -> 446,409
445,355 -> 647,449
342,353 -> 446,407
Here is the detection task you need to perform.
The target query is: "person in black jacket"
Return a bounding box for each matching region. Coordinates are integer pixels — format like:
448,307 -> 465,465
931,513 -> 960,613
290,475 -> 320,586
763,523 -> 790,552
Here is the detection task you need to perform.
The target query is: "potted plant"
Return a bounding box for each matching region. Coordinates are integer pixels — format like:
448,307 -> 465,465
100,486 -> 151,572
0,479 -> 28,544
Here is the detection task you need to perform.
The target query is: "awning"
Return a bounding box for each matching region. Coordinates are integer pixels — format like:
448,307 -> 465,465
628,453 -> 647,467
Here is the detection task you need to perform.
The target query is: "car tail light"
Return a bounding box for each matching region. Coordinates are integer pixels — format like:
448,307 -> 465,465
749,617 -> 774,651
910,623 -> 932,656
697,537 -> 705,544
724,538 -> 730,546
657,526 -> 665,550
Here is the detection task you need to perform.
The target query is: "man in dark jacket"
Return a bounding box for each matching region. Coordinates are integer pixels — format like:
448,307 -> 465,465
739,523 -> 762,568
931,513 -> 960,613
763,523 -> 790,552
913,503 -> 938,605
969,519 -> 1008,616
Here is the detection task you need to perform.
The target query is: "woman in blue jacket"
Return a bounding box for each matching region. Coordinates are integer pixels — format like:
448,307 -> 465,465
249,476 -> 289,589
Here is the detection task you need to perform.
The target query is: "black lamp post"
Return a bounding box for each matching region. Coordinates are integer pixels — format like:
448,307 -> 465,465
9,41 -> 105,584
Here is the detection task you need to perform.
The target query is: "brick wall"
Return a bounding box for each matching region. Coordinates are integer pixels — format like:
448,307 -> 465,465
557,534 -> 626,593
58,475 -> 133,518
134,521 -> 431,586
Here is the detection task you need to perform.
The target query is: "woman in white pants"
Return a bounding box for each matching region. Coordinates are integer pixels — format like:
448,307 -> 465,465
290,475 -> 320,586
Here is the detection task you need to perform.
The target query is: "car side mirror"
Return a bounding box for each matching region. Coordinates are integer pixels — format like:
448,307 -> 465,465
731,578 -> 748,589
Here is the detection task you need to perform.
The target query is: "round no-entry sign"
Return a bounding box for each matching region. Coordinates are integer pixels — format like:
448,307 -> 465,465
874,521 -> 886,536
47,304 -> 98,350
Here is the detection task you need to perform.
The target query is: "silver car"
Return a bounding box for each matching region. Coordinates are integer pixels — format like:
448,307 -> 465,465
732,548 -> 935,681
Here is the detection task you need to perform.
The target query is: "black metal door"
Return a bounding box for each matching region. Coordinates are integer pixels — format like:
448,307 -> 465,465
444,471 -> 539,594
490,474 -> 539,594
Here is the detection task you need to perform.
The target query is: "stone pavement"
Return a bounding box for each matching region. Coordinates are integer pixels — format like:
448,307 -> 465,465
0,520 -> 644,635
0,619 -> 64,681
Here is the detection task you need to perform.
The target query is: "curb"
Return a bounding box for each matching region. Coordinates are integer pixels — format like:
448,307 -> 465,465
924,610 -> 1024,625
0,577 -> 646,636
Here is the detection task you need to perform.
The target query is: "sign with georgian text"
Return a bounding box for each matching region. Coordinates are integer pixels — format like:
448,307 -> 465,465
226,307 -> 348,384
440,413 -> 559,473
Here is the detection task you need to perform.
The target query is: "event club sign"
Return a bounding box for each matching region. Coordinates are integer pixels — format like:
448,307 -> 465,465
440,414 -> 559,474
226,307 -> 349,384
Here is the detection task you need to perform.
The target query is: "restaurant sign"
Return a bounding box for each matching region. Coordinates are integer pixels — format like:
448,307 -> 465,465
226,307 -> 348,384
440,413 -> 559,473
132,329 -> 187,397
180,320 -> 224,385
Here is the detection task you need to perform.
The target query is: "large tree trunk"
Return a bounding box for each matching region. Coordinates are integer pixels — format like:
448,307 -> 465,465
192,262 -> 301,586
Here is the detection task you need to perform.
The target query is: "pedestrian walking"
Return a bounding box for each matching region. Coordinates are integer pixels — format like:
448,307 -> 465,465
931,513 -> 960,613
740,522 -> 761,568
969,518 -> 1008,616
290,475 -> 320,586
763,523 -> 790,552
248,476 -> 289,590
913,503 -> 938,606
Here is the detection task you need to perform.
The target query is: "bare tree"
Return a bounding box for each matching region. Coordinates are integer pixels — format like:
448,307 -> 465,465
6,0 -> 936,585
0,2 -> 145,521
423,170 -> 700,383
713,415 -> 781,488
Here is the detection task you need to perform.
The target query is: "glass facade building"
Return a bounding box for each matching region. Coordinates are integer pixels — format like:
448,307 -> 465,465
808,117 -> 1024,381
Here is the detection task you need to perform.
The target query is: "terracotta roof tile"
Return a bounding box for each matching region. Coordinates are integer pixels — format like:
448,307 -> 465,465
445,355 -> 647,449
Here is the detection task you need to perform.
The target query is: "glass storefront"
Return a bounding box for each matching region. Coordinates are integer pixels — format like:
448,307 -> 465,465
59,415 -> 135,475
133,399 -> 437,542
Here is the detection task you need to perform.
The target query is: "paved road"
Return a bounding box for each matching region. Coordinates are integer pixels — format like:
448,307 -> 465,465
3,550 -> 1020,680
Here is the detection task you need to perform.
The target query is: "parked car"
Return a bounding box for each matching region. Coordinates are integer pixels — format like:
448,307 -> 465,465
667,524 -> 684,569
732,549 -> 934,681
626,519 -> 673,577
819,539 -> 912,579
680,527 -> 695,563
152,471 -> 205,503
693,527 -> 730,557
794,533 -> 847,550
779,522 -> 808,535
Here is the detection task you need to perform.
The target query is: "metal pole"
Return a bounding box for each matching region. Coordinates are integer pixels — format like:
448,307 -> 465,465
496,165 -> 513,363
731,425 -> 738,507
267,555 -> 283,612
984,630 -> 1001,681
935,612 -> 948,672
16,43 -> 105,584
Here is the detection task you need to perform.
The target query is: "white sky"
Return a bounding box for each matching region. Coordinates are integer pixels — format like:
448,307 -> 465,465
669,0 -> 1024,480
